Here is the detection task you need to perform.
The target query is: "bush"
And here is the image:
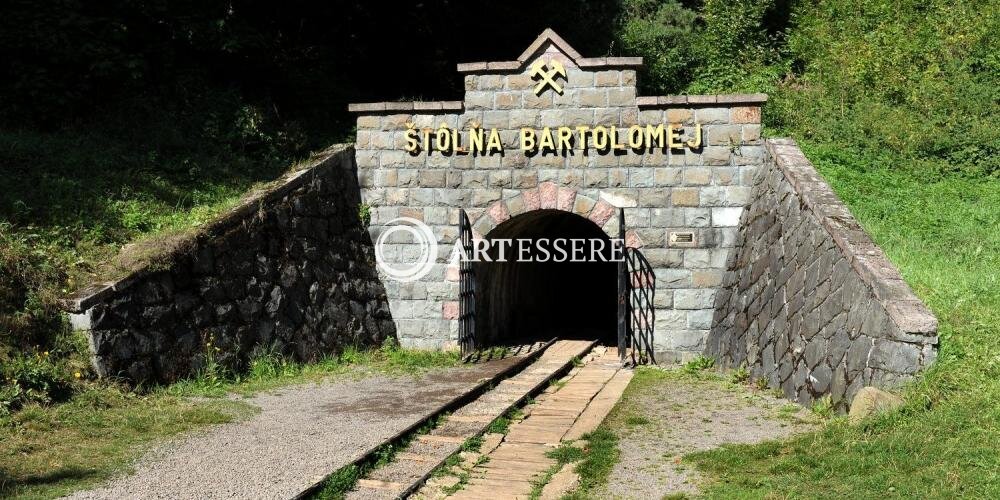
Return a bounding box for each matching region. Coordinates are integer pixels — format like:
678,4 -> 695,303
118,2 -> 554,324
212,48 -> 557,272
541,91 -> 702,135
0,223 -> 71,355
616,0 -> 699,94
1,352 -> 72,416
770,0 -> 1000,178
687,0 -> 790,94
617,0 -> 997,178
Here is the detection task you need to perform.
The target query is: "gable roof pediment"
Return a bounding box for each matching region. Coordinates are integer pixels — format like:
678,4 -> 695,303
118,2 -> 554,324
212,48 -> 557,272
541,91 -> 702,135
456,28 -> 643,73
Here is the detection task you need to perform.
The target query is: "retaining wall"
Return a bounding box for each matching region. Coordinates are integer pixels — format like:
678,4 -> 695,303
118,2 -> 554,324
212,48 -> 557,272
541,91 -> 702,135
62,145 -> 395,383
707,138 -> 938,408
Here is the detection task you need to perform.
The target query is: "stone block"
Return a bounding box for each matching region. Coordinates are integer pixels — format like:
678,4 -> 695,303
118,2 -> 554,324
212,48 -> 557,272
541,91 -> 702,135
674,289 -> 716,309
477,75 -> 503,90
742,124 -> 762,143
629,168 -> 655,187
707,125 -> 743,146
575,89 -> 607,107
692,270 -> 723,287
702,147 -> 732,166
466,91 -> 492,110
732,106 -> 761,124
712,207 -> 743,227
666,108 -> 693,124
683,167 -> 711,186
694,108 -> 729,124
418,170 -> 447,188
524,92 -> 553,109
495,92 -> 521,110
683,249 -> 711,268
671,188 -> 699,207
654,268 -> 691,288
656,310 -> 687,330
510,109 -> 538,128
653,168 -> 682,186
608,88 -> 636,106
688,309 -> 714,330
594,70 -> 620,87
489,170 -> 512,188
848,386 -> 903,424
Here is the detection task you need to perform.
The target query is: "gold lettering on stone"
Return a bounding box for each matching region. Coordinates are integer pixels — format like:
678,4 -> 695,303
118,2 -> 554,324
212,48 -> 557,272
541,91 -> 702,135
402,123 -> 703,155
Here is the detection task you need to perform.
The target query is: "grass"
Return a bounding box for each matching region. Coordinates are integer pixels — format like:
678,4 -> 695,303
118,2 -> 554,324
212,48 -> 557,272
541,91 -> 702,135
0,386 -> 256,499
486,407 -> 523,435
528,442 -> 588,499
558,369 -> 676,499
559,428 -> 620,499
165,340 -> 461,399
681,355 -> 716,375
686,144 -> 1000,497
0,115 -> 304,339
0,343 -> 461,499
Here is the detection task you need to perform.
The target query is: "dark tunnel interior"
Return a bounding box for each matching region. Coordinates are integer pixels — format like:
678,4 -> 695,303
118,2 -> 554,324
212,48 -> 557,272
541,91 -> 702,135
474,209 -> 618,346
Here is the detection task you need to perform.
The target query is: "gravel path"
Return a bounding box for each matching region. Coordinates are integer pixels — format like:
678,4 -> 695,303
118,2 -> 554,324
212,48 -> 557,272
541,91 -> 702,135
67,359 -> 521,500
596,368 -> 820,498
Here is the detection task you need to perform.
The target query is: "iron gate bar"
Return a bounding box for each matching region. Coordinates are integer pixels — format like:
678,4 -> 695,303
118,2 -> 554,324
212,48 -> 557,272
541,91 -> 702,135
625,247 -> 656,365
458,209 -> 476,358
616,208 -> 627,364
616,207 -> 656,366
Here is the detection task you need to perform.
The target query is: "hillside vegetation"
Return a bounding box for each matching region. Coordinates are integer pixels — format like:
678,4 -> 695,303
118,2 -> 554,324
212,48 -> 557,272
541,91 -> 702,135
0,3 -> 997,495
635,0 -> 997,496
0,0 -> 619,414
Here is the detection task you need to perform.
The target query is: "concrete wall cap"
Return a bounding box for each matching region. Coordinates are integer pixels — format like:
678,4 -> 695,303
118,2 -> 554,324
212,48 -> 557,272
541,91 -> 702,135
348,101 -> 463,113
636,94 -> 768,107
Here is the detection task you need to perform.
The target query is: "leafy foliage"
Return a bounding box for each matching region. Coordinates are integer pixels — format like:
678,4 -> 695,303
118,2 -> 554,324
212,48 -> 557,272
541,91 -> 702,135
770,0 -> 1000,178
681,355 -> 716,374
615,0 -> 698,94
0,352 -> 71,415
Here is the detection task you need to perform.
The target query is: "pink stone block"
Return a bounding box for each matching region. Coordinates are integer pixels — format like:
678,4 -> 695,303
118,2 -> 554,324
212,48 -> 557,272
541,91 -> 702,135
442,301 -> 460,320
557,187 -> 577,211
445,266 -> 460,282
488,201 -> 510,224
523,189 -> 541,211
732,106 -> 761,124
589,200 -> 615,227
539,182 -> 558,209
625,230 -> 643,248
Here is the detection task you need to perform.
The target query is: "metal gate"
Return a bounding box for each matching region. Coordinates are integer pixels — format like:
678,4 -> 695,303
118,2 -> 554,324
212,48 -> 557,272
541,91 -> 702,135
617,208 -> 656,365
458,209 -> 476,357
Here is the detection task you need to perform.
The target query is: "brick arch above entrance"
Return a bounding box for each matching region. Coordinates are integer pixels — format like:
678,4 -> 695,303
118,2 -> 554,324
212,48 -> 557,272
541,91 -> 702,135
470,181 -> 643,248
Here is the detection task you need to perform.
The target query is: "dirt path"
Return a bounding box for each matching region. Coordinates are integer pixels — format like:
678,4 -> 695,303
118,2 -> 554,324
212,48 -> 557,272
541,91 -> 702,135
595,368 -> 820,498
66,357 -> 525,500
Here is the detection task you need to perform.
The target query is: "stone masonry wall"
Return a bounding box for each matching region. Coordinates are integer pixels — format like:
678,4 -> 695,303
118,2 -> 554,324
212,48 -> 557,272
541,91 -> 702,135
707,139 -> 938,409
62,145 -> 395,383
351,31 -> 768,360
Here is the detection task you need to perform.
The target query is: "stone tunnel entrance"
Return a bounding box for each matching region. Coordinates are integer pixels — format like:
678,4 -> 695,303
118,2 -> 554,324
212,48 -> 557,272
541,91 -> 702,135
474,209 -> 617,347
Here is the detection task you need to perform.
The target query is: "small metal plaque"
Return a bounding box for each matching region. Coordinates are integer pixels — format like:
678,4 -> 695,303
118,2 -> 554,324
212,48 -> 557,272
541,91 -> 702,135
669,231 -> 695,245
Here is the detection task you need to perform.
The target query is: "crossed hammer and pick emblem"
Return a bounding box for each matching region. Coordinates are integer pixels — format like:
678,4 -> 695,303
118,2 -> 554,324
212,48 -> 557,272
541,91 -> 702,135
530,59 -> 567,95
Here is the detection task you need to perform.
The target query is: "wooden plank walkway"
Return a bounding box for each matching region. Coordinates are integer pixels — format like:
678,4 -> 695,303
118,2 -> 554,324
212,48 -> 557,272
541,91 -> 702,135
449,348 -> 633,500
344,340 -> 596,500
